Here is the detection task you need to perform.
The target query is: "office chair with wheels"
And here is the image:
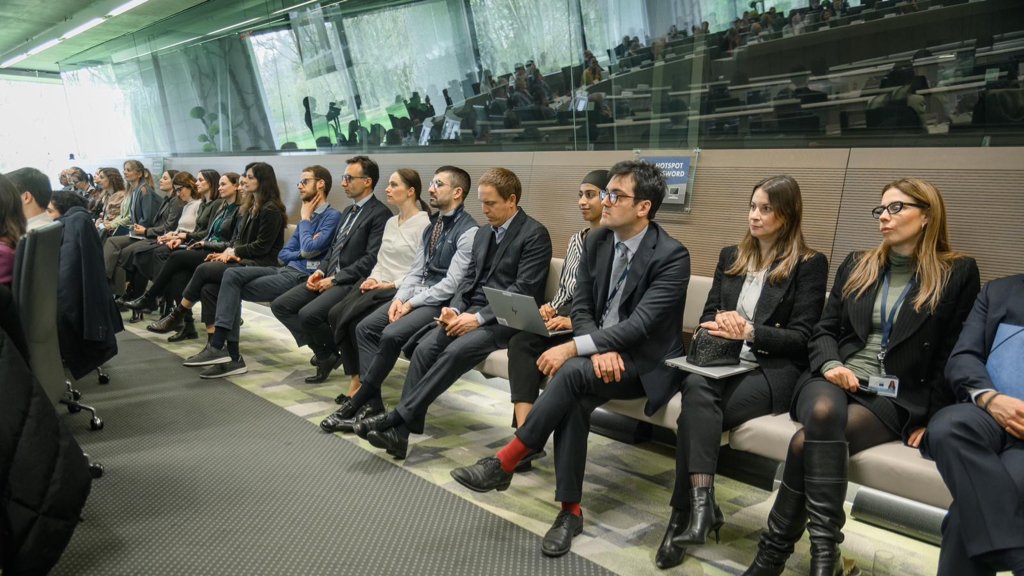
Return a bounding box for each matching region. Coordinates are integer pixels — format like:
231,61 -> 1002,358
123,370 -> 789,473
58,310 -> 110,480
12,221 -> 104,431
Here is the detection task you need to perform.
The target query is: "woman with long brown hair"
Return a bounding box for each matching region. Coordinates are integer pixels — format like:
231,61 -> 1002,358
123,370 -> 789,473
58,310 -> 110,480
656,175 -> 828,569
147,162 -> 285,372
0,174 -> 27,287
743,178 -> 979,576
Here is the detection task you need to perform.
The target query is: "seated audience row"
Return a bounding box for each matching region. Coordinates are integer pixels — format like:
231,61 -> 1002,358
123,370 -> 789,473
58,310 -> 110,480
17,155 -> 1016,575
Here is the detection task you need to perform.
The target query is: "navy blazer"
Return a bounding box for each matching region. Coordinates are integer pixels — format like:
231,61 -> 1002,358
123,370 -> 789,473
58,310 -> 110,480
800,251 -> 980,438
451,209 -> 552,324
945,274 -> 1024,402
572,223 -> 690,416
701,246 -> 829,414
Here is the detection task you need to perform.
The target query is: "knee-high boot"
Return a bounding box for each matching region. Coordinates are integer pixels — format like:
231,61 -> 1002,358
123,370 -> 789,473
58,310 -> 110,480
742,482 -> 806,576
804,440 -> 857,576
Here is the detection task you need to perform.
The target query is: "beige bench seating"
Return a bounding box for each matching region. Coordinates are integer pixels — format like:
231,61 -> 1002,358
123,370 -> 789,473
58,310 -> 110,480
476,258 -> 953,512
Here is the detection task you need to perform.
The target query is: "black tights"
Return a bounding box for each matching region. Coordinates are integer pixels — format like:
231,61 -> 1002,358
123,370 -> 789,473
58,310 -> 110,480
782,378 -> 897,491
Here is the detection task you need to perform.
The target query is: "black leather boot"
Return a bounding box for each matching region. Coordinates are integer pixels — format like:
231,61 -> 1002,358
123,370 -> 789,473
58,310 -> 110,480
804,441 -> 856,576
147,306 -> 186,334
125,292 -> 158,312
742,482 -> 807,576
655,507 -> 689,569
168,312 -> 198,342
672,486 -> 725,546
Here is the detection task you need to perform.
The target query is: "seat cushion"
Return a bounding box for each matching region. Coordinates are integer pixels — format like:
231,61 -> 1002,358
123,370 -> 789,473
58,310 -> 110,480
849,441 -> 952,509
729,414 -> 800,462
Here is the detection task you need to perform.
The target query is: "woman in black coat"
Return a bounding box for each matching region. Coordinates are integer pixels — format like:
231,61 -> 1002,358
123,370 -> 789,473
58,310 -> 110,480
147,162 -> 285,345
744,178 -> 980,576
656,176 -> 828,569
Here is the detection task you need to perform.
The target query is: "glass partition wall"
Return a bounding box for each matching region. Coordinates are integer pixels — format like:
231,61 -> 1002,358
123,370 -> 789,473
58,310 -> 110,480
58,0 -> 1024,159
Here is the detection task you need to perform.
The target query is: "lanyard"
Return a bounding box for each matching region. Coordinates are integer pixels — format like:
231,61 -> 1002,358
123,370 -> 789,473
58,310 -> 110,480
877,269 -> 914,370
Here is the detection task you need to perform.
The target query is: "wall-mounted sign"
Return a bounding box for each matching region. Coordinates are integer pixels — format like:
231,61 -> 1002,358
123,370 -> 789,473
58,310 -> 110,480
639,154 -> 691,208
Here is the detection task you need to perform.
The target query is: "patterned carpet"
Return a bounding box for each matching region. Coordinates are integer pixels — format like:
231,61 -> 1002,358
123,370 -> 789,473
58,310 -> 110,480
120,302 -> 942,575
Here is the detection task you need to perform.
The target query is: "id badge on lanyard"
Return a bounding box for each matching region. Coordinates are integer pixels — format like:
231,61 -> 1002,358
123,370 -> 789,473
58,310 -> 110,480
874,269 -> 913,398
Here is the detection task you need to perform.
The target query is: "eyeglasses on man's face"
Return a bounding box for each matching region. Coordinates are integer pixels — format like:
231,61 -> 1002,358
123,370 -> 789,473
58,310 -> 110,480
297,178 -> 320,187
871,201 -> 928,220
599,190 -> 635,204
430,179 -> 449,189
342,174 -> 369,184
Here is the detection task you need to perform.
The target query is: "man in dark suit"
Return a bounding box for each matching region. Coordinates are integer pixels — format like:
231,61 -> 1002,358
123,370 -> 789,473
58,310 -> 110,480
271,156 -> 390,372
923,274 -> 1024,576
450,160 -> 690,558
352,167 -> 552,460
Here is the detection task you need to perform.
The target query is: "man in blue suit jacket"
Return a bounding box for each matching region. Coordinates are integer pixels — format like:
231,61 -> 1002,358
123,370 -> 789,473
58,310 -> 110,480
924,274 -> 1024,576
450,160 -> 690,558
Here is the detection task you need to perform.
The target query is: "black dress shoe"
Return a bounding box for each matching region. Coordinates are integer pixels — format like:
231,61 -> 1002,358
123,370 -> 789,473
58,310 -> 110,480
334,392 -> 349,404
514,449 -> 547,473
541,511 -> 584,557
168,321 -> 198,342
352,411 -> 391,439
320,399 -> 359,433
147,307 -> 185,334
322,402 -> 385,434
125,293 -> 157,312
366,428 -> 408,459
450,457 -> 513,493
128,309 -> 146,323
304,353 -> 342,384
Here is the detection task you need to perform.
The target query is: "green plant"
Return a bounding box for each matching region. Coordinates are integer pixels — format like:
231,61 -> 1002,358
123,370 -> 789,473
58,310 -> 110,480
191,106 -> 220,152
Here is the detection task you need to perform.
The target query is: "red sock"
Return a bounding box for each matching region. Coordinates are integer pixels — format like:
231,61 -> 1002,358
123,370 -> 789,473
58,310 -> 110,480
496,436 -> 531,473
561,502 -> 582,517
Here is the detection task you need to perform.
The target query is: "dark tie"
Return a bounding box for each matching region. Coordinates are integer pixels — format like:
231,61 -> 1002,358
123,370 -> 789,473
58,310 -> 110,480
601,242 -> 630,328
427,216 -> 444,256
328,205 -> 361,273
338,205 -> 361,243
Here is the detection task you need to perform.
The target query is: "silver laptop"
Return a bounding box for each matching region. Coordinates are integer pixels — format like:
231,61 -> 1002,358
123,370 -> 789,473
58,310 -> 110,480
483,287 -> 571,337
665,356 -> 758,380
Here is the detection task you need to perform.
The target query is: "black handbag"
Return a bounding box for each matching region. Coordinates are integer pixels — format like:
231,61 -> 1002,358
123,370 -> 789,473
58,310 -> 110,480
687,326 -> 742,367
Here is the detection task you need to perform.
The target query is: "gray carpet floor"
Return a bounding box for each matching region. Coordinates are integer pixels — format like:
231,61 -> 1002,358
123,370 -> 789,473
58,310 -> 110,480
53,332 -> 613,576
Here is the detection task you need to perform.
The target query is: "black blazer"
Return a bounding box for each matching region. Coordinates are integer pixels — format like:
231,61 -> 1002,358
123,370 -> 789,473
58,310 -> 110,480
452,209 -> 553,324
321,195 -> 391,286
234,203 -> 286,267
945,274 -> 1024,402
799,251 -> 980,438
700,246 -> 829,414
144,195 -> 186,238
572,223 -> 690,416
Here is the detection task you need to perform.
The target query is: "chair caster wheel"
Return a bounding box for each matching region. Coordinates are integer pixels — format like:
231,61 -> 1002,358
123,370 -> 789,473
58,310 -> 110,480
89,463 -> 104,478
89,417 -> 104,431
72,390 -> 82,401
68,404 -> 81,414
98,374 -> 110,384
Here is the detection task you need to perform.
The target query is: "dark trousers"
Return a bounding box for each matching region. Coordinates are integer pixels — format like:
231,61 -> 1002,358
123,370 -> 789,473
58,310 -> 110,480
925,403 -> 1024,576
270,281 -> 354,350
327,285 -> 397,375
515,356 -> 645,503
395,323 -> 514,434
150,248 -> 211,304
182,261 -> 240,326
356,303 -> 440,390
506,331 -> 572,404
670,370 -> 772,508
215,266 -> 307,343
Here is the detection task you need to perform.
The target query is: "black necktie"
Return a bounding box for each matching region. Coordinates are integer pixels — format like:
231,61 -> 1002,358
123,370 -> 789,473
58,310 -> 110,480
338,205 -> 361,243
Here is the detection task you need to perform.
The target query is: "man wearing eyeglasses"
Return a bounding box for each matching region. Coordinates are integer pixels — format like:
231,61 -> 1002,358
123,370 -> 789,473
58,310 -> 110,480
182,165 -> 342,377
351,167 -> 552,461
450,160 -> 690,559
320,166 -> 479,431
271,156 -> 391,378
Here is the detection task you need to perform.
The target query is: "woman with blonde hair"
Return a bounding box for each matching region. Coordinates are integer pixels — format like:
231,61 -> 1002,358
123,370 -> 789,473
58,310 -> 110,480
743,178 -> 979,576
657,175 -> 828,569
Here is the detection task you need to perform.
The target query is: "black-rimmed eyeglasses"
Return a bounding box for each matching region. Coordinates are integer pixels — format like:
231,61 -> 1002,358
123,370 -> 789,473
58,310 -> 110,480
599,190 -> 635,204
871,201 -> 928,220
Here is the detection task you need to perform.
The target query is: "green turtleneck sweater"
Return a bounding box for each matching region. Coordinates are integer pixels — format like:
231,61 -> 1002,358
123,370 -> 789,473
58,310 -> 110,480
823,252 -> 914,381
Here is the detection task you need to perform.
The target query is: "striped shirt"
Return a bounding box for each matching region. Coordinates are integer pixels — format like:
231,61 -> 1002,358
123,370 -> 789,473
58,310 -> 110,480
549,227 -> 590,311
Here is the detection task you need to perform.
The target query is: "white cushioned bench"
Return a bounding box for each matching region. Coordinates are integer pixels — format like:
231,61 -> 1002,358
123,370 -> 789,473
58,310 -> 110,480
474,259 -> 953,516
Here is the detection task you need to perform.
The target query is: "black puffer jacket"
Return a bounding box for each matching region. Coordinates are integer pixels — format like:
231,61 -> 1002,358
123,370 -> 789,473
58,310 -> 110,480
0,319 -> 92,575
